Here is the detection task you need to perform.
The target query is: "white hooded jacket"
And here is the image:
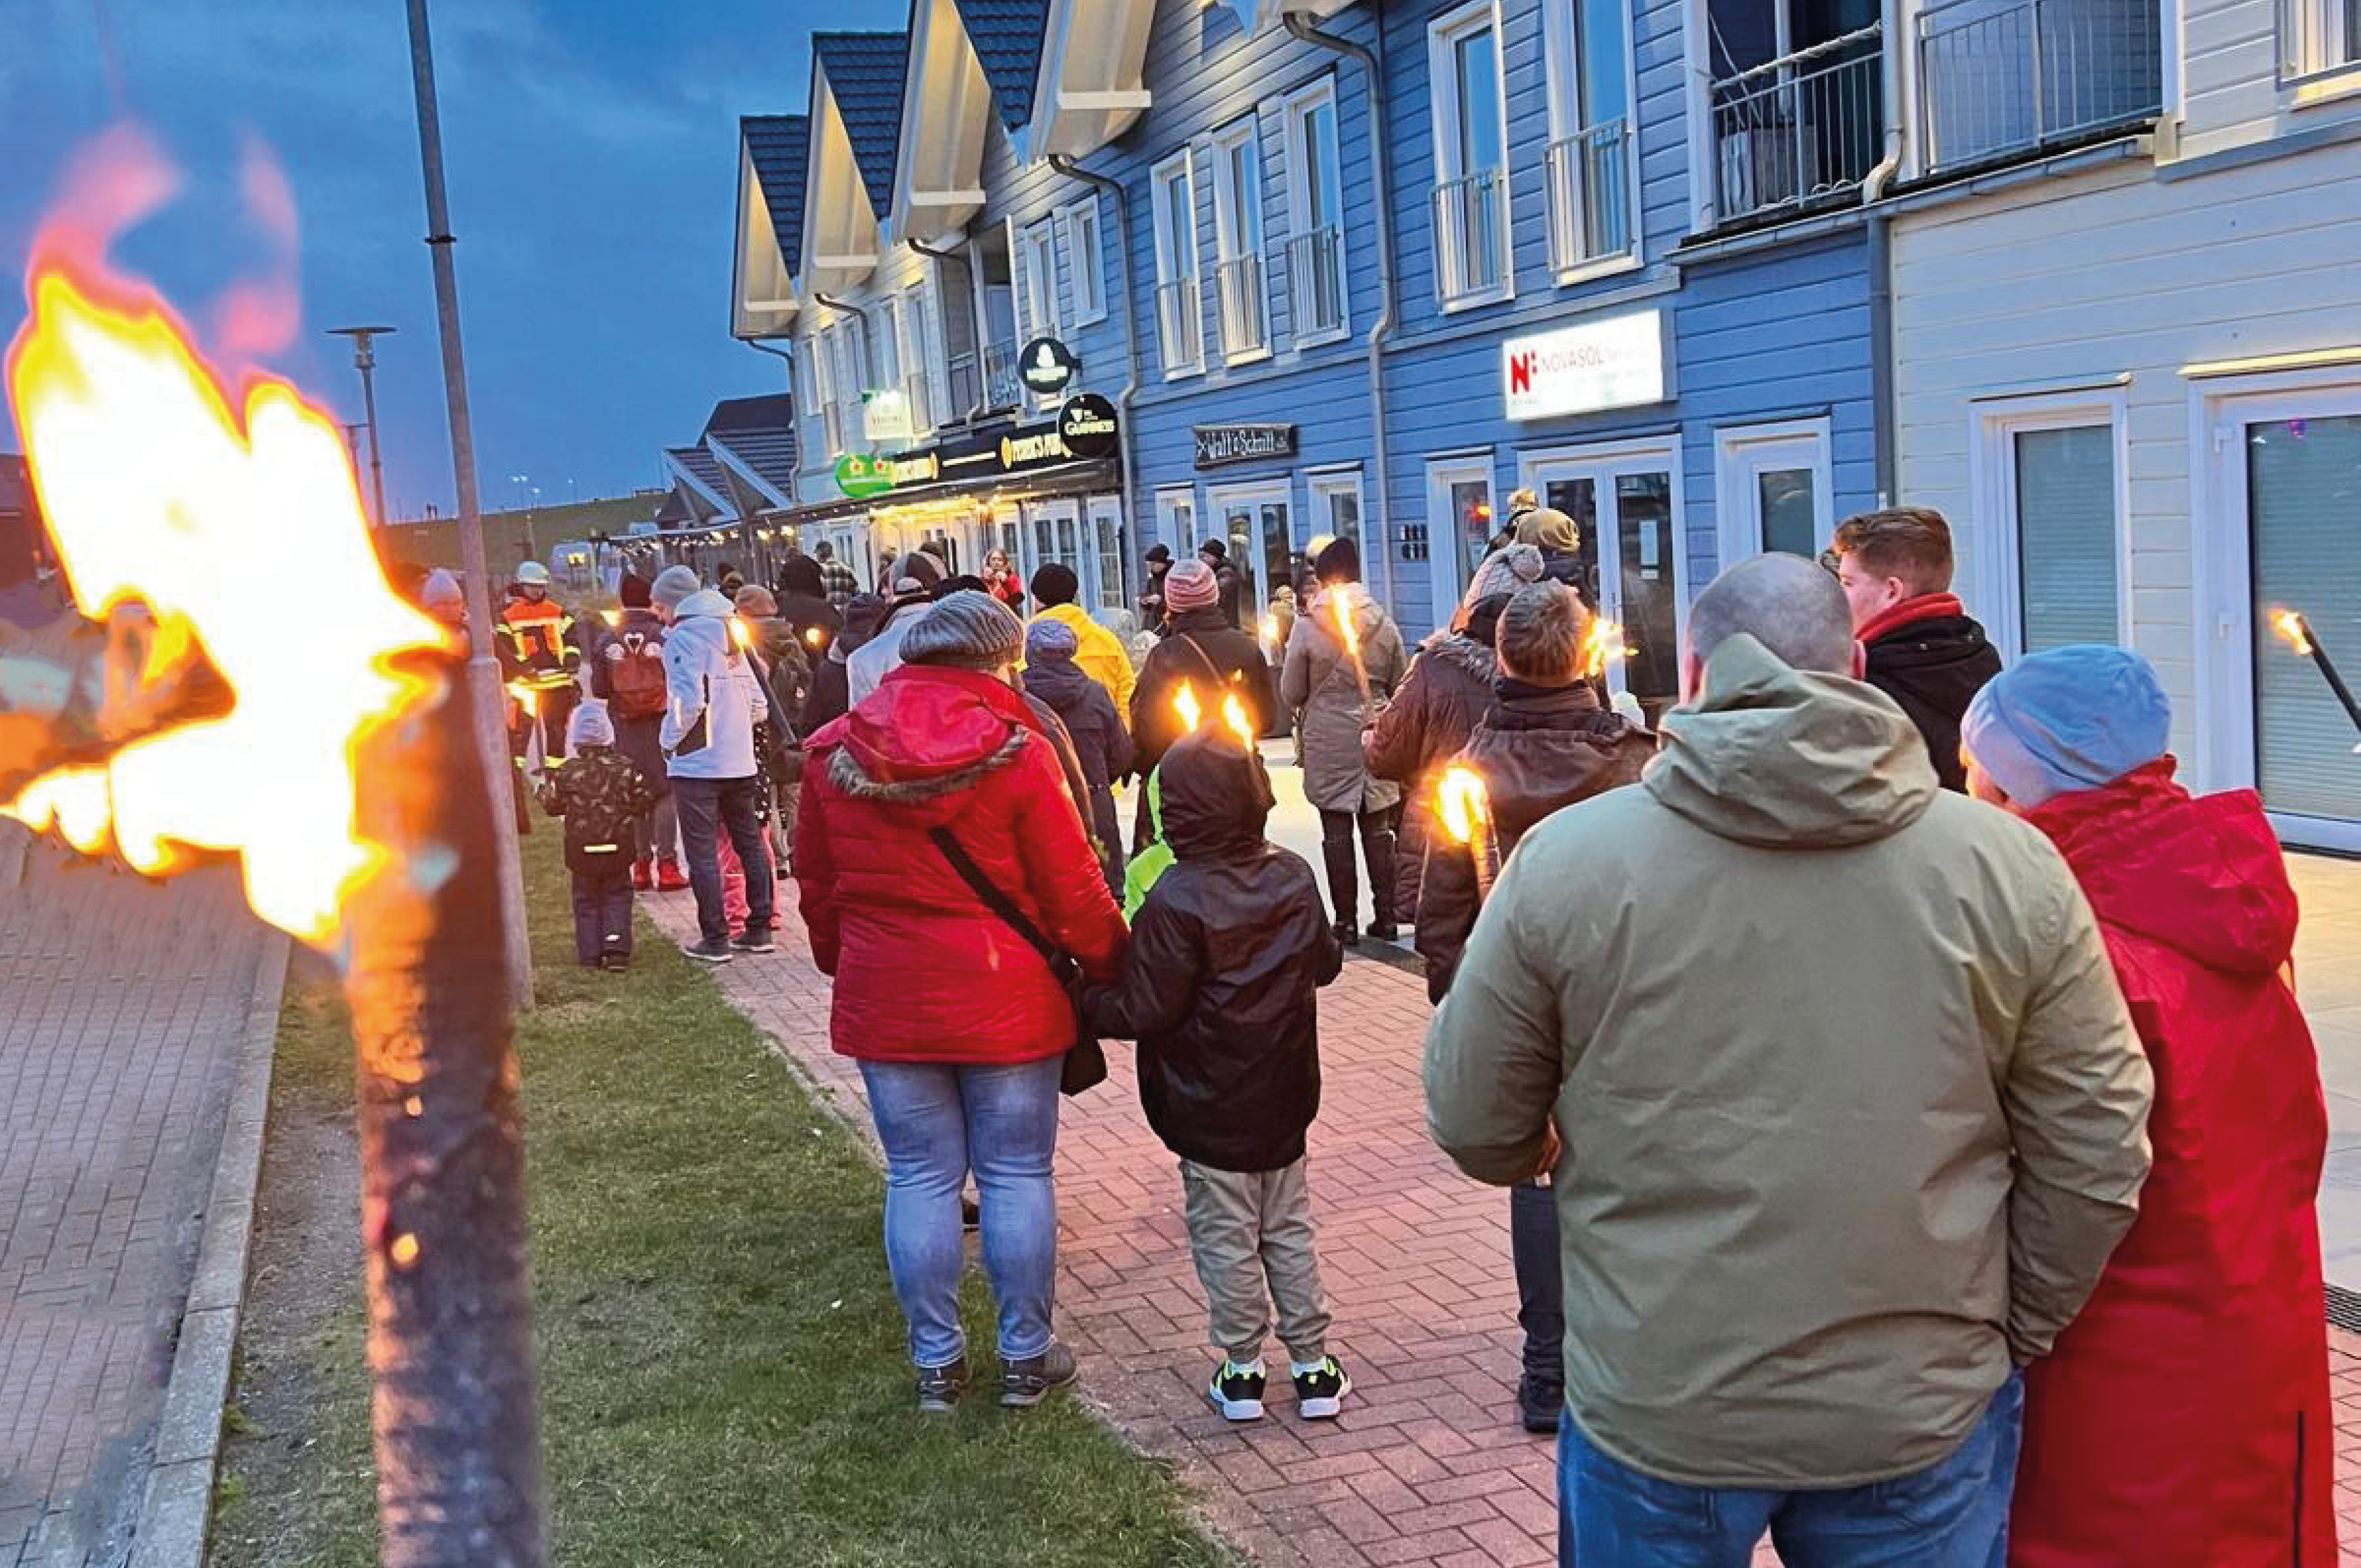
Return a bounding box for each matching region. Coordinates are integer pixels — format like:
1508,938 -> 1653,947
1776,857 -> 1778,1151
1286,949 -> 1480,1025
659,591 -> 768,780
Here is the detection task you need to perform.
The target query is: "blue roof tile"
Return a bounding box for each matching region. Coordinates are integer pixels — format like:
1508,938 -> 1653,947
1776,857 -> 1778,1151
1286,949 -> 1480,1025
952,0 -> 1049,130
741,115 -> 809,276
813,32 -> 909,220
702,395 -> 800,497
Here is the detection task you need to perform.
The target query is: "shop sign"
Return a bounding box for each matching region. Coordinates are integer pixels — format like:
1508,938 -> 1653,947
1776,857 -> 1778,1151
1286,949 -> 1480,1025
861,388 -> 915,444
1193,423 -> 1296,469
861,411 -> 1111,500
1503,309 -> 1666,421
1019,337 -> 1080,395
834,453 -> 895,500
1057,394 -> 1121,460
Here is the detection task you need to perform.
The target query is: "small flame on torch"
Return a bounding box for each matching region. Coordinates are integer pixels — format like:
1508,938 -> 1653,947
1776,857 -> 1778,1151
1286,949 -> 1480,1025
2272,609 -> 2314,657
1438,765 -> 1489,847
1172,681 -> 1202,735
600,608 -> 620,629
1222,692 -> 1255,748
1581,617 -> 1633,680
506,681 -> 538,720
728,616 -> 753,654
804,626 -> 824,647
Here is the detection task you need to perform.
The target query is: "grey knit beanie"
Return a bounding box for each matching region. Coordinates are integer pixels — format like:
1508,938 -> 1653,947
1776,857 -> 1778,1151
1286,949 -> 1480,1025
1025,616 -> 1080,664
901,590 -> 1025,672
650,565 -> 701,614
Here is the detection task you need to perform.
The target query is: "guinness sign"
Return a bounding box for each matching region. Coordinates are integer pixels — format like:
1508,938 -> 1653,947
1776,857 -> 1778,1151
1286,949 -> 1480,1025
1057,394 -> 1120,460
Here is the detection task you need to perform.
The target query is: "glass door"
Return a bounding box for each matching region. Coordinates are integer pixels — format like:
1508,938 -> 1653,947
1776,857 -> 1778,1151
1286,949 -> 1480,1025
1526,444 -> 1684,721
2245,411 -> 2360,841
1213,484 -> 1293,631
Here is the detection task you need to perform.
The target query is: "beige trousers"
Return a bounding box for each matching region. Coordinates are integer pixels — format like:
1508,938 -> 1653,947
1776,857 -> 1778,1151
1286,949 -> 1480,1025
1178,1156 -> 1332,1365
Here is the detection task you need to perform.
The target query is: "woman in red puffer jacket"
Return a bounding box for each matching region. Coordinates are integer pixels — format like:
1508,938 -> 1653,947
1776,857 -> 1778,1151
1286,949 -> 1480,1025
1964,645 -> 2333,1568
797,591 -> 1127,1416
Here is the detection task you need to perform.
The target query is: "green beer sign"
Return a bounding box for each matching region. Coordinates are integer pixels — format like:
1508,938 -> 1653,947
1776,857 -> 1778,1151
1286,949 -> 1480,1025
835,452 -> 895,500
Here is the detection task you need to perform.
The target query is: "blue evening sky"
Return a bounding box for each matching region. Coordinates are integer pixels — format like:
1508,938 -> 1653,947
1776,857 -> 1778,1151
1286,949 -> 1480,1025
0,0 -> 833,518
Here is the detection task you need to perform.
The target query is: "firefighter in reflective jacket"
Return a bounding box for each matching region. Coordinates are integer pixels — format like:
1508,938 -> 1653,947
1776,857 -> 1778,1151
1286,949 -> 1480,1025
497,560 -> 584,767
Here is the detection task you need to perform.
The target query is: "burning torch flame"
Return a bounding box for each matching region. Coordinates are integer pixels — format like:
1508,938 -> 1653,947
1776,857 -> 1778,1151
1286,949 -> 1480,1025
2272,610 -> 2314,657
1261,611 -> 1280,649
600,608 -> 620,630
1,266 -> 444,943
1582,617 -> 1632,680
1438,765 -> 1490,847
506,681 -> 538,720
804,626 -> 824,647
1330,592 -> 1359,660
729,616 -> 753,654
1172,681 -> 1202,735
1222,692 -> 1255,748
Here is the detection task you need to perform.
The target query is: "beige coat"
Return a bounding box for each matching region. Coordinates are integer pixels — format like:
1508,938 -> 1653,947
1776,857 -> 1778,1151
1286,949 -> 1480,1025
1424,635 -> 2152,1491
1281,583 -> 1408,814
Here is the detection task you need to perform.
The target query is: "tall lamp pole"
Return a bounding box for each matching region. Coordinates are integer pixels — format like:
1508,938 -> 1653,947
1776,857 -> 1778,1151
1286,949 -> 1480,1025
327,325 -> 395,530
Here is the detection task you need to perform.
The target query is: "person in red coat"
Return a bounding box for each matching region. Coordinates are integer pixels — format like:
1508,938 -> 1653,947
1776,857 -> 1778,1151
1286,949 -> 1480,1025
796,591 -> 1127,1416
1963,645 -> 2333,1567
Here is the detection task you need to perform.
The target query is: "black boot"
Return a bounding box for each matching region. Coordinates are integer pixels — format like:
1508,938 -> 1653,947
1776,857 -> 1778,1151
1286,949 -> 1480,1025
1362,820 -> 1401,942
1320,835 -> 1360,946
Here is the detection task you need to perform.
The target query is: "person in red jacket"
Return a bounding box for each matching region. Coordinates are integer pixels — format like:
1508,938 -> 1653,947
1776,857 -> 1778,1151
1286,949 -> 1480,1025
1963,644 -> 2334,1568
796,590 -> 1127,1416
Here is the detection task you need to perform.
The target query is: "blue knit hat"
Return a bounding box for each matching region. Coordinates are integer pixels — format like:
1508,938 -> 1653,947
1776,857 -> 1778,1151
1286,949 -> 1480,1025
1025,616 -> 1079,664
1961,645 -> 2171,808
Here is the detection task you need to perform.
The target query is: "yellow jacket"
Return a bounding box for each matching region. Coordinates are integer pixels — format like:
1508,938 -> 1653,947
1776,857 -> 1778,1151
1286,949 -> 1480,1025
1032,602 -> 1135,729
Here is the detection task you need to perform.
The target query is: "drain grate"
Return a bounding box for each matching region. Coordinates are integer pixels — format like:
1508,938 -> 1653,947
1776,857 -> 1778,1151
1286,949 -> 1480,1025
2326,1284 -> 2361,1333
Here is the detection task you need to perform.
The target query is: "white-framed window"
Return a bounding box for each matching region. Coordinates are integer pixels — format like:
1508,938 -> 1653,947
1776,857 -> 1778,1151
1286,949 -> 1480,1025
1429,1 -> 1514,309
866,299 -> 907,446
1016,218 -> 1059,343
829,316 -> 868,452
797,335 -> 830,462
1542,0 -> 1640,277
896,285 -> 931,433
1281,77 -> 1349,345
1088,495 -> 1127,611
1306,468 -> 1367,566
2282,0 -> 2361,81
1968,390 -> 2129,660
1151,151 -> 1203,377
1210,117 -> 1270,363
1714,418 -> 1833,571
811,324 -> 844,457
1156,487 -> 1198,555
1059,197 -> 1106,326
1425,452 -> 1498,638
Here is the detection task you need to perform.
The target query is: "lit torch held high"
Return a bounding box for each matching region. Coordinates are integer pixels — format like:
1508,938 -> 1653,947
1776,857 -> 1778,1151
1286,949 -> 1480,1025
2272,609 -> 2361,740
1329,591 -> 1374,721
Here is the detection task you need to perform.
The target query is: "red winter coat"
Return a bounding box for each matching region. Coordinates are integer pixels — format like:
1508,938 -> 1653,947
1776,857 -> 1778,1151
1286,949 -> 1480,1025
2010,760 -> 2333,1568
795,664 -> 1127,1066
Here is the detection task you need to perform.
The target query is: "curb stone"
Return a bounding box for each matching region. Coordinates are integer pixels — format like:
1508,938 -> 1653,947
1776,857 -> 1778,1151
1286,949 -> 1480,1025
127,930 -> 291,1568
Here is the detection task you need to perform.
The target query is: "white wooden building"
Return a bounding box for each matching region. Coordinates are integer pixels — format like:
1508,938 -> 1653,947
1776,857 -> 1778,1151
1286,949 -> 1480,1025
1889,0 -> 2361,849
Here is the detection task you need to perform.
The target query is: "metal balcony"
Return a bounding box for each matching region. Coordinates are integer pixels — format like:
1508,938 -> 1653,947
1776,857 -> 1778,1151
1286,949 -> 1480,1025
1710,24 -> 1885,225
1156,278 -> 1203,373
1917,0 -> 2162,174
1545,118 -> 1635,273
1433,167 -> 1510,304
1285,225 -> 1347,341
1215,253 -> 1269,361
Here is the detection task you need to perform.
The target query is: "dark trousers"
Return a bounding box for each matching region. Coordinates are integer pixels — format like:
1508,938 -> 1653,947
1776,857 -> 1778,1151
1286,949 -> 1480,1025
1316,804 -> 1400,931
509,684 -> 578,769
1510,1180 -> 1563,1393
570,863 -> 633,965
674,774 -> 775,943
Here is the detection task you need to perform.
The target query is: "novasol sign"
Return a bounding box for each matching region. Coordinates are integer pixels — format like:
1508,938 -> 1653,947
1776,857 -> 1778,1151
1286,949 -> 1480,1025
1502,309 -> 1666,421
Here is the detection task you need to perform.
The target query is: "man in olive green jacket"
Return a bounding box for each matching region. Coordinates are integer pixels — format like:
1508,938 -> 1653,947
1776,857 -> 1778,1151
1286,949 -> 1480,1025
1425,555 -> 2152,1566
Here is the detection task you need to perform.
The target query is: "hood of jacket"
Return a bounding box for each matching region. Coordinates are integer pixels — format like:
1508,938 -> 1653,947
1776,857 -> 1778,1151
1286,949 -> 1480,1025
2027,760 -> 2297,974
1646,635 -> 1938,849
818,665 -> 1037,822
1423,632 -> 1497,688
1307,582 -> 1386,650
1863,608 -> 1998,683
1021,656 -> 1096,713
1464,684 -> 1648,845
1165,604 -> 1234,639
1159,732 -> 1275,861
664,607 -> 730,663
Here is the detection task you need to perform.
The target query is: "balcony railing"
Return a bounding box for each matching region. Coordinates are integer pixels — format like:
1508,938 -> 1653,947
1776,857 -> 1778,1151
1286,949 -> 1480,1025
981,341 -> 1022,410
1156,278 -> 1202,373
1215,253 -> 1269,360
1710,24 -> 1884,225
945,343 -> 1022,419
1545,118 -> 1635,273
1433,167 -> 1510,304
1286,224 -> 1347,341
1917,0 -> 2161,174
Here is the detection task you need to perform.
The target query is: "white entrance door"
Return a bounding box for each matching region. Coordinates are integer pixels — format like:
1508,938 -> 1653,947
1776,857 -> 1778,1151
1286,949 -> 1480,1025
2199,380 -> 2361,851
1086,495 -> 1127,614
1522,439 -> 1686,721
1211,482 -> 1294,629
1026,499 -> 1084,606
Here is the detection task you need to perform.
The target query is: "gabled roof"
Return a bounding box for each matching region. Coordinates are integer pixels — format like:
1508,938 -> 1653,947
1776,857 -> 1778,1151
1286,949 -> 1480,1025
701,395 -> 799,505
662,446 -> 735,516
952,0 -> 1049,129
1030,0 -> 1155,161
742,115 -> 808,276
812,32 -> 910,219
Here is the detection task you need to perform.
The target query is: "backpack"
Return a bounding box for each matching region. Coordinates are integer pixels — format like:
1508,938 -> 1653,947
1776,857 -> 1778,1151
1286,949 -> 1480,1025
606,631 -> 667,719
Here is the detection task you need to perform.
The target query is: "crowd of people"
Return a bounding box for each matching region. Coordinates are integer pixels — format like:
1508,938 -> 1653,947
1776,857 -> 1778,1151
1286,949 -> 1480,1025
419,499 -> 2335,1565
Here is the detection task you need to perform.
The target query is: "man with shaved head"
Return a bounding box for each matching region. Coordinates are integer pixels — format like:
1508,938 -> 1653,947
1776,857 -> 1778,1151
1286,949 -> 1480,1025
1426,553 -> 2153,1567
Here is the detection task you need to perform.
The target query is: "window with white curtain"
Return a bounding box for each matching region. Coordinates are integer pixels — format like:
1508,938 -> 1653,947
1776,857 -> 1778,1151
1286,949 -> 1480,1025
896,285 -> 931,432
1210,117 -> 1268,361
1150,151 -> 1203,376
1430,1 -> 1512,306
1061,197 -> 1106,325
1282,79 -> 1349,343
1017,219 -> 1059,342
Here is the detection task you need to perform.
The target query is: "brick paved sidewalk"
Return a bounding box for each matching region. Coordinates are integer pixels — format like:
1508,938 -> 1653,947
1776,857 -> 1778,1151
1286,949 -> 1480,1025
0,830 -> 276,1568
647,886 -> 2361,1567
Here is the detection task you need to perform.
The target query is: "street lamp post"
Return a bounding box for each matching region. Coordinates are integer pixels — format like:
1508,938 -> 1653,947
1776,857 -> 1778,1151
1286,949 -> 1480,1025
327,325 -> 395,530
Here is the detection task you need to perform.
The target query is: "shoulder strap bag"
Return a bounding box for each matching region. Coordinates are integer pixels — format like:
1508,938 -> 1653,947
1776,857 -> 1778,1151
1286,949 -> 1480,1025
927,826 -> 1107,1097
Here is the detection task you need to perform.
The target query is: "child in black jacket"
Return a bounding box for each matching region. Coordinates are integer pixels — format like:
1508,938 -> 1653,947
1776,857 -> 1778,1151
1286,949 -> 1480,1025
1086,728 -> 1348,1424
536,701 -> 660,970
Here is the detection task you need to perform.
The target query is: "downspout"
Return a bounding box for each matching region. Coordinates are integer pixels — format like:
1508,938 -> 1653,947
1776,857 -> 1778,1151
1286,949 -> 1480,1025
1861,18 -> 1906,508
1285,11 -> 1397,616
1048,153 -> 1140,600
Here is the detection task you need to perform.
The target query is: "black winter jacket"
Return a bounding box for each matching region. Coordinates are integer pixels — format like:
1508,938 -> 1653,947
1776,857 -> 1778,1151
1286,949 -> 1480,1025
1023,657 -> 1134,886
1862,612 -> 2002,793
1129,606 -> 1273,773
1088,734 -> 1343,1172
1415,681 -> 1653,1003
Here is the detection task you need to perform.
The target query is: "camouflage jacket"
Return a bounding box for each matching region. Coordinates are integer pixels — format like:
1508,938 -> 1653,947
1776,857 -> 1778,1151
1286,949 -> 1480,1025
536,746 -> 660,873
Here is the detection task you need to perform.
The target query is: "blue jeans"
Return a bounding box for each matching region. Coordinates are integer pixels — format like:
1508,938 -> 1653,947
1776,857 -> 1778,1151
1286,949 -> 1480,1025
857,1057 -> 1062,1369
1558,1372 -> 2023,1568
672,773 -> 773,943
